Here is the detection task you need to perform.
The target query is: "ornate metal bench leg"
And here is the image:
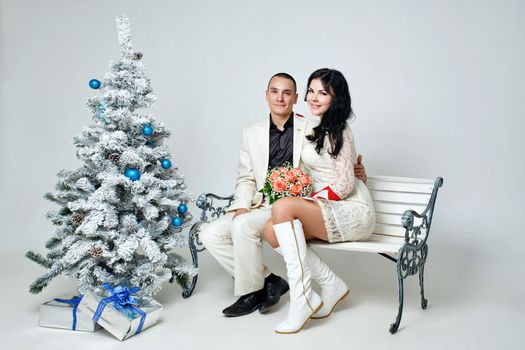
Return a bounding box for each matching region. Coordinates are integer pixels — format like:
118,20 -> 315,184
182,249 -> 199,298
419,244 -> 429,309
390,245 -> 418,334
390,264 -> 405,334
182,225 -> 201,299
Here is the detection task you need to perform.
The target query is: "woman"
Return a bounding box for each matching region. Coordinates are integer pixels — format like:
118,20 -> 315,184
263,68 -> 375,334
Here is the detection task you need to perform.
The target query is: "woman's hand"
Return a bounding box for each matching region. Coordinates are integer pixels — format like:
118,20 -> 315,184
354,154 -> 367,183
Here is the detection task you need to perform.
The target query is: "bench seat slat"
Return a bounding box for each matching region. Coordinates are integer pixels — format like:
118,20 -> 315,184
375,212 -> 403,226
373,201 -> 426,215
373,223 -> 406,236
367,233 -> 406,244
366,180 -> 434,194
367,175 -> 434,185
370,190 -> 431,205
309,236 -> 404,254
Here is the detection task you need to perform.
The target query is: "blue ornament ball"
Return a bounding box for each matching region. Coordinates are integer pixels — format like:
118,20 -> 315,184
178,203 -> 188,214
89,79 -> 101,89
172,216 -> 183,227
142,124 -> 153,136
124,168 -> 141,181
160,159 -> 172,169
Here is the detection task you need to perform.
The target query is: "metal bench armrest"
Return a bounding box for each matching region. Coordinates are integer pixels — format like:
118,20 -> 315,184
401,177 -> 443,247
188,193 -> 234,253
195,193 -> 235,222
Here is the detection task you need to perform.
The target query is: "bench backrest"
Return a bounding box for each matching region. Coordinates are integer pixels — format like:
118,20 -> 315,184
367,176 -> 435,244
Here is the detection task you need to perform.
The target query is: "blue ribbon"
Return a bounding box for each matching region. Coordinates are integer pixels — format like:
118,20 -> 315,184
92,283 -> 146,335
53,295 -> 84,331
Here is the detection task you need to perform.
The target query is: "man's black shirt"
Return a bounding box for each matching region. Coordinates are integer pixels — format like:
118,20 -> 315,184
268,113 -> 294,169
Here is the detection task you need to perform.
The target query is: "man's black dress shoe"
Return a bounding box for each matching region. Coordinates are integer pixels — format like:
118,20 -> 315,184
222,290 -> 264,317
259,274 -> 290,314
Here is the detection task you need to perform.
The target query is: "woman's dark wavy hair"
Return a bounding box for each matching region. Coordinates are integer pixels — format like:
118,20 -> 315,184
305,68 -> 353,158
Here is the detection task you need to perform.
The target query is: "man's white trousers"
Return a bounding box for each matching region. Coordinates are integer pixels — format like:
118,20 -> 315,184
199,208 -> 272,296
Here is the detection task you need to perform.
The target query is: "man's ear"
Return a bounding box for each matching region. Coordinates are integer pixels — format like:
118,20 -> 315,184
293,93 -> 298,104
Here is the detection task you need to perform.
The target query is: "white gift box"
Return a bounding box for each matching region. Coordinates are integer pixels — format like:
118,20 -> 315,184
39,296 -> 101,332
78,288 -> 162,341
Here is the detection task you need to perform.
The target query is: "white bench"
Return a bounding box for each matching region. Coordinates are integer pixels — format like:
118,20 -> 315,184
185,175 -> 444,334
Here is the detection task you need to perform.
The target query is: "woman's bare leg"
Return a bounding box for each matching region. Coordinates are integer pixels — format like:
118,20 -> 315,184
263,197 -> 328,248
263,219 -> 279,248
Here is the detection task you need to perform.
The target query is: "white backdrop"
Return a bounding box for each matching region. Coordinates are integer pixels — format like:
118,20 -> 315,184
1,0 -> 524,335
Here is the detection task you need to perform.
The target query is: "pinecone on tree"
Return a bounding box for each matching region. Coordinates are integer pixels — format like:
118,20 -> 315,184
108,153 -> 120,164
133,51 -> 143,60
71,212 -> 85,225
90,246 -> 103,258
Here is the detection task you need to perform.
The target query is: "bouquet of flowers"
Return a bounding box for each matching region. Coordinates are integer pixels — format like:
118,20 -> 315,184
259,163 -> 312,204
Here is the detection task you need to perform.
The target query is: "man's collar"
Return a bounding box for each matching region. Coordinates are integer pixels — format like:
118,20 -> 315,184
269,112 -> 294,130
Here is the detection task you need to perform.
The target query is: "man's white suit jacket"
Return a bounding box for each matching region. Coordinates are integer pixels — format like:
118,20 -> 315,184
228,114 -> 313,212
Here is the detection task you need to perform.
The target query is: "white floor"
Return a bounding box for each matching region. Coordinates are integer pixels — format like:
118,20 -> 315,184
2,243 -> 523,350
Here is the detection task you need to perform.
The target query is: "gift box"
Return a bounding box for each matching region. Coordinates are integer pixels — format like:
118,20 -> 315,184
78,284 -> 162,341
39,295 -> 101,332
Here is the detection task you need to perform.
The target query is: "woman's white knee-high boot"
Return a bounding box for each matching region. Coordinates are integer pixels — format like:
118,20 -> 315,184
273,246 -> 349,319
273,220 -> 323,334
307,247 -> 349,319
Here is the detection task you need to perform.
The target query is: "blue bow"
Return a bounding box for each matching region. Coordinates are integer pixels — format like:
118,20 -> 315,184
92,283 -> 146,334
54,295 -> 84,330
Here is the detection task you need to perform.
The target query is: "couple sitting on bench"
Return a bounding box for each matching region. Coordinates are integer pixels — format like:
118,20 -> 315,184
199,68 -> 375,334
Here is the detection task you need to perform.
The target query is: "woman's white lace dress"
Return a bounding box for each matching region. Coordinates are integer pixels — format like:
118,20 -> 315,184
301,125 -> 375,242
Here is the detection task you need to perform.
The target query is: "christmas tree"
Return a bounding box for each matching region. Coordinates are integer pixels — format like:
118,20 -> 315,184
26,14 -> 196,298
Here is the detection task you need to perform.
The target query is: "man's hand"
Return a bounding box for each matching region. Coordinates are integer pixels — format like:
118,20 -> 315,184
354,154 -> 367,184
233,208 -> 248,219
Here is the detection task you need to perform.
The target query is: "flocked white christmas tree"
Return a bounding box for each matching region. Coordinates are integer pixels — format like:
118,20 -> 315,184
26,14 -> 197,298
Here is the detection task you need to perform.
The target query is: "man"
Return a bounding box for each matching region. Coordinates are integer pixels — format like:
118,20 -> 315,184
200,73 -> 368,317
